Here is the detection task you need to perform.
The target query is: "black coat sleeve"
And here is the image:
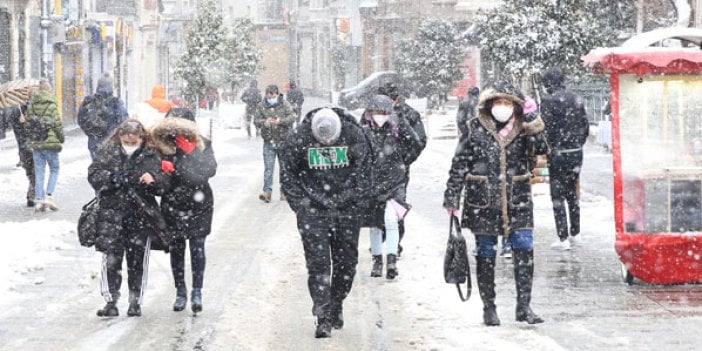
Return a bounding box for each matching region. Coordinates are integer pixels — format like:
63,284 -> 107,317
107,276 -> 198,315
280,128 -> 307,212
443,132 -> 473,209
173,140 -> 217,185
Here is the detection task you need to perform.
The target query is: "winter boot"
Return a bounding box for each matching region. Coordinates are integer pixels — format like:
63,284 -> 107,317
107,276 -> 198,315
330,302 -> 344,330
173,286 -> 187,312
127,291 -> 141,317
34,198 -> 45,212
96,302 -> 119,317
127,303 -> 142,317
477,256 -> 500,326
191,288 -> 203,313
315,312 -> 332,338
370,255 -> 383,277
386,254 -> 398,280
513,250 -> 544,324
44,195 -> 59,211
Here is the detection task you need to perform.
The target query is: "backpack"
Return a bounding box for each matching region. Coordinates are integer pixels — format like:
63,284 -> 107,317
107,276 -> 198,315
79,95 -> 112,137
25,104 -> 54,142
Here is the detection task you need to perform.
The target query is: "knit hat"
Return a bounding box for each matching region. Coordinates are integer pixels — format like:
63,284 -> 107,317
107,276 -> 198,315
311,108 -> 342,145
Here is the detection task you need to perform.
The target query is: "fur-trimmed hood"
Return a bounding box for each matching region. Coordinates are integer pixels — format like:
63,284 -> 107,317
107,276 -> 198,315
475,80 -> 544,141
151,117 -> 205,155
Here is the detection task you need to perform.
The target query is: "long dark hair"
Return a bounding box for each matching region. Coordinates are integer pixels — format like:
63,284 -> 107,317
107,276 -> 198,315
103,118 -> 149,146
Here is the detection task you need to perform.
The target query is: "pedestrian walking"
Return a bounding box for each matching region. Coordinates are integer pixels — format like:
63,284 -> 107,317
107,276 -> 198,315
361,94 -> 425,279
24,80 -> 64,212
77,73 -> 128,160
456,86 -> 480,135
88,119 -> 171,318
151,109 -> 217,314
1,104 -> 36,207
443,80 -> 549,326
280,107 -> 373,338
135,84 -> 174,129
287,80 -> 305,123
378,82 -> 427,257
241,80 -> 262,138
540,67 -> 590,251
253,84 -> 296,203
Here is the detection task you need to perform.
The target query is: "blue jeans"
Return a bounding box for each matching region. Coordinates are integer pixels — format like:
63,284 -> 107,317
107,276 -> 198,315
263,142 -> 281,193
370,200 -> 400,255
32,150 -> 60,200
475,229 -> 533,258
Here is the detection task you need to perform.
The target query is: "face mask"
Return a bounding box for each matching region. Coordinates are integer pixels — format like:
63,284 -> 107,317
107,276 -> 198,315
267,97 -> 278,105
122,144 -> 140,156
372,114 -> 390,126
491,105 -> 514,122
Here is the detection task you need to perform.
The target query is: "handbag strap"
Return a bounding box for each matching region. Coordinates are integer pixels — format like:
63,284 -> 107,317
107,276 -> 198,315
449,214 -> 471,302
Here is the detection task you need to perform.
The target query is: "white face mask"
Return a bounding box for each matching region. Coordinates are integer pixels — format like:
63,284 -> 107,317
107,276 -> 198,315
122,144 -> 140,156
372,114 -> 390,126
491,105 -> 514,122
267,97 -> 278,105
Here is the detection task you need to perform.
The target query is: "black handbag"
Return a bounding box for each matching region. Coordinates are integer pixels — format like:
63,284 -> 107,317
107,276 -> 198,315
443,215 -> 471,301
77,197 -> 100,247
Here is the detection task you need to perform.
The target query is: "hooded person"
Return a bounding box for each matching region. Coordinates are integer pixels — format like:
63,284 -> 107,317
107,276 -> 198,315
443,79 -> 549,326
77,73 -> 129,160
540,67 -> 590,250
134,84 -> 175,130
360,94 -> 424,280
151,112 -> 217,314
280,107 -> 373,338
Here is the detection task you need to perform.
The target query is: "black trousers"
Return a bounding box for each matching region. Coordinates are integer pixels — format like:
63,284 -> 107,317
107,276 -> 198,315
169,236 -> 207,290
548,151 -> 583,240
100,227 -> 150,304
296,213 -> 361,317
19,148 -> 35,202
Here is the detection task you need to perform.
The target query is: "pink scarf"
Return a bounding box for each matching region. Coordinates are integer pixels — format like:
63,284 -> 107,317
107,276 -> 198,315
497,117 -> 515,140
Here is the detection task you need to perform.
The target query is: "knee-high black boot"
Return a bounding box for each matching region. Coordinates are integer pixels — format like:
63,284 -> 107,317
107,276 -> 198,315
476,256 -> 500,326
513,250 -> 544,324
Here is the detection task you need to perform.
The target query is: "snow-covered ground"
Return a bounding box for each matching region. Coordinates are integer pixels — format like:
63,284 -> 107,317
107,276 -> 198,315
0,100 -> 699,350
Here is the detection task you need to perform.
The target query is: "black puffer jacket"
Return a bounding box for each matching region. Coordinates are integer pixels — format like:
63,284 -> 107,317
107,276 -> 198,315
393,97 -> 427,167
88,143 -> 170,252
280,107 -> 373,216
360,109 -> 425,227
443,81 -> 549,236
152,118 -> 217,239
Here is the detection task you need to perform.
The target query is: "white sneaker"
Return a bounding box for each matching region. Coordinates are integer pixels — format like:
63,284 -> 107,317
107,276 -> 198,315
44,195 -> 59,211
550,239 -> 571,251
569,234 -> 583,247
34,199 -> 45,212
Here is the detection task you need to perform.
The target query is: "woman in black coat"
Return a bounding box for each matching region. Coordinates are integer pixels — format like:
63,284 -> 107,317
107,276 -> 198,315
443,80 -> 549,326
361,95 -> 424,280
88,119 -> 170,318
152,110 -> 217,313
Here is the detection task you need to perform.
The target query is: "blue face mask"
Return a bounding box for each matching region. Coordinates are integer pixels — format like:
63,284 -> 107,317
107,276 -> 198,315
267,97 -> 278,105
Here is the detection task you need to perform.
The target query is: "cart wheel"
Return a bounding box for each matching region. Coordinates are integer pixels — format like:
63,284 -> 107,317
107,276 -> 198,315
620,263 -> 634,285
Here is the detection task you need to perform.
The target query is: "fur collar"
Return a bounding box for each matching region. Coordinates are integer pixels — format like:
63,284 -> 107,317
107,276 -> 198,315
150,117 -> 205,155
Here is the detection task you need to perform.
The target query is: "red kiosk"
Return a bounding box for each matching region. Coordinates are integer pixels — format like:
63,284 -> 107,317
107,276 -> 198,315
583,28 -> 702,284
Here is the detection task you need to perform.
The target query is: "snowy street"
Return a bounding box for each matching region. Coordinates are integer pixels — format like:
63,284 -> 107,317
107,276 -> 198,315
1,99 -> 702,351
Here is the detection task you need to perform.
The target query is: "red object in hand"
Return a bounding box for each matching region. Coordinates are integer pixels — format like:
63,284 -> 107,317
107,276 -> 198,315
175,135 -> 196,154
161,160 -> 175,173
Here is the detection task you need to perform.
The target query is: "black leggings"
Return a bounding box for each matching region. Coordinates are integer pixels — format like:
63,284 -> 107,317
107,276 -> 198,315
169,236 -> 207,290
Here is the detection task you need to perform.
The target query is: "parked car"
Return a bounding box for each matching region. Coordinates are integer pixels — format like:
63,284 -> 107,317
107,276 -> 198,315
338,71 -> 412,110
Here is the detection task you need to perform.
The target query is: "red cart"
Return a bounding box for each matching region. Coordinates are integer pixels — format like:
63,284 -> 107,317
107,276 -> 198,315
583,28 -> 702,284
